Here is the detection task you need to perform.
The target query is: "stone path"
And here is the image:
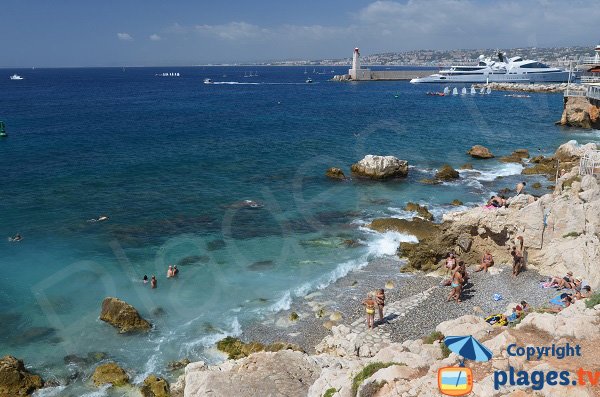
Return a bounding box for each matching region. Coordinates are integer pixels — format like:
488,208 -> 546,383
346,286 -> 437,356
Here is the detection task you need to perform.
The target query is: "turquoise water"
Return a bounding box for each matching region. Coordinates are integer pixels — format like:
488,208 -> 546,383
0,67 -> 596,394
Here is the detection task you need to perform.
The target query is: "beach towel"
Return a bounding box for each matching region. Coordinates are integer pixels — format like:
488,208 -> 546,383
540,282 -> 553,289
485,314 -> 507,326
493,293 -> 503,301
549,295 -> 566,307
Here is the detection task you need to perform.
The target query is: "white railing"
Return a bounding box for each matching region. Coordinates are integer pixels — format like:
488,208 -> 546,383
581,75 -> 600,84
580,150 -> 600,176
579,56 -> 600,65
564,87 -> 587,97
588,86 -> 600,101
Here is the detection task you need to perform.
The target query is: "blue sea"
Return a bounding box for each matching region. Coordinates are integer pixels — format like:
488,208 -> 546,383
0,66 -> 596,395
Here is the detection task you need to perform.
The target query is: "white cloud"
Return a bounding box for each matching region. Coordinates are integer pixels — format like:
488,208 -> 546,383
117,32 -> 133,41
149,34 -> 162,41
194,22 -> 268,41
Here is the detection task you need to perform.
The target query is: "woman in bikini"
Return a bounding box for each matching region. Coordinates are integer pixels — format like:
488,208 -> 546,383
375,289 -> 385,324
362,293 -> 377,330
445,253 -> 457,275
475,251 -> 494,272
447,270 -> 464,303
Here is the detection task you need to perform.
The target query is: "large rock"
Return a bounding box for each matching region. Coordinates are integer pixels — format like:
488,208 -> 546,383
404,202 -> 434,221
517,300 -> 600,339
436,315 -> 491,339
184,350 -> 320,397
500,149 -> 529,163
0,356 -> 43,397
560,96 -> 600,129
99,297 -> 151,333
91,362 -> 129,387
368,217 -> 438,241
140,375 -> 170,397
350,155 -> 408,180
467,145 -> 494,159
435,164 -> 460,181
555,140 -> 597,162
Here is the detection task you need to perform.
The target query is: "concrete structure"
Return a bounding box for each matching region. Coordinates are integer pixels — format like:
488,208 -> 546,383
565,44 -> 600,103
339,47 -> 431,81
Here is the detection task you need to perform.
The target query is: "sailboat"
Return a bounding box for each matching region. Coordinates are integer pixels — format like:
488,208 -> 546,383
452,87 -> 458,96
443,87 -> 450,95
461,87 -> 467,95
479,87 -> 485,94
470,86 -> 476,95
304,68 -> 308,75
243,72 -> 249,78
486,86 -> 492,94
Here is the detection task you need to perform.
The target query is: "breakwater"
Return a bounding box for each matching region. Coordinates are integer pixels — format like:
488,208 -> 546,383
332,70 -> 432,81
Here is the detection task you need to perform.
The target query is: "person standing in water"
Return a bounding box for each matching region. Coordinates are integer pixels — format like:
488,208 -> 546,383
173,266 -> 179,276
151,275 -> 157,289
167,265 -> 174,278
143,275 -> 148,284
362,293 -> 376,330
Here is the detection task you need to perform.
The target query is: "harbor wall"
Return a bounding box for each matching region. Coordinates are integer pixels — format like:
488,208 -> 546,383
334,69 -> 432,81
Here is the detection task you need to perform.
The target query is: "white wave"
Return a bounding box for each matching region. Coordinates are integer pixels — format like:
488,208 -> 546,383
79,384 -> 111,397
366,230 -> 418,256
265,291 -> 292,312
33,386 -> 67,397
180,317 -> 242,354
459,163 -> 523,182
294,258 -> 368,296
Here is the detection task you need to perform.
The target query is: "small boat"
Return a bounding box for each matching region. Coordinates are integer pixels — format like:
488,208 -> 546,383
470,86 -> 476,95
486,86 -> 492,94
452,87 -> 458,96
203,78 -> 213,84
461,87 -> 467,95
304,68 -> 308,75
479,87 -> 485,94
306,78 -> 313,83
443,87 -> 450,95
9,74 -> 23,80
0,121 -> 7,137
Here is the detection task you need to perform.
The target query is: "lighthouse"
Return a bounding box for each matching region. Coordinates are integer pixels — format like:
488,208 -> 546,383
352,48 -> 360,72
348,47 -> 371,80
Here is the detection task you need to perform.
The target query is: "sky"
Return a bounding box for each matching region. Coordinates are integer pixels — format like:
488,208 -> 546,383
1,0 -> 598,67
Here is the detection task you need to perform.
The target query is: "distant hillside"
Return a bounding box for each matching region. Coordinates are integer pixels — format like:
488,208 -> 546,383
268,46 -> 595,67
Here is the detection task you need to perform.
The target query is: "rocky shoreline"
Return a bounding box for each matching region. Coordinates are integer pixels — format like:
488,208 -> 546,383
4,141 -> 600,397
472,82 -> 577,93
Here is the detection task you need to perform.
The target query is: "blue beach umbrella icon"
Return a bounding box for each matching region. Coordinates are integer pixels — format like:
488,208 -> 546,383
444,335 -> 493,362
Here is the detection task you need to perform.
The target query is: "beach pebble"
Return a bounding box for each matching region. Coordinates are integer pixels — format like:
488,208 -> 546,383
385,281 -> 395,289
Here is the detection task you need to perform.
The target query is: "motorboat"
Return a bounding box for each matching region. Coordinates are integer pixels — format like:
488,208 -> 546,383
410,52 -> 571,83
9,74 -> 23,80
306,78 -> 313,83
203,78 -> 213,84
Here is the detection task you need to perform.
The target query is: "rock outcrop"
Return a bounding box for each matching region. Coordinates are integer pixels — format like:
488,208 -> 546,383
140,375 -> 170,397
435,164 -> 460,181
0,356 -> 43,397
350,155 -> 408,180
500,149 -> 529,163
91,362 -> 129,387
184,350 -> 320,397
560,96 -> 600,129
99,297 -> 151,333
325,167 -> 346,180
404,202 -> 434,221
467,145 -> 494,159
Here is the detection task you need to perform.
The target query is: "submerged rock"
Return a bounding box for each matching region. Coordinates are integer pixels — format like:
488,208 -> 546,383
0,356 -> 43,397
460,163 -> 473,170
450,199 -> 463,206
247,260 -> 275,271
140,375 -> 170,397
325,167 -> 346,180
467,145 -> 494,159
206,239 -> 226,251
435,164 -> 460,181
99,297 -> 151,334
91,362 -> 129,387
177,255 -> 210,266
167,359 -> 190,372
350,155 -> 408,180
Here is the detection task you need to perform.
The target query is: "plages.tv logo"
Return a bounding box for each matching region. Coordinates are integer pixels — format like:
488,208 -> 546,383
437,335 -> 493,396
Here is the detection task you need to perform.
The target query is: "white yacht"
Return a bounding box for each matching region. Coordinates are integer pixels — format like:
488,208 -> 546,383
203,78 -> 213,84
411,52 -> 571,83
10,74 -> 23,80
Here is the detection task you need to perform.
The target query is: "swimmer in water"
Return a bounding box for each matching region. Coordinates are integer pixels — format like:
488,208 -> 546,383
9,233 -> 22,242
143,275 -> 148,284
151,276 -> 157,289
167,265 -> 174,278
